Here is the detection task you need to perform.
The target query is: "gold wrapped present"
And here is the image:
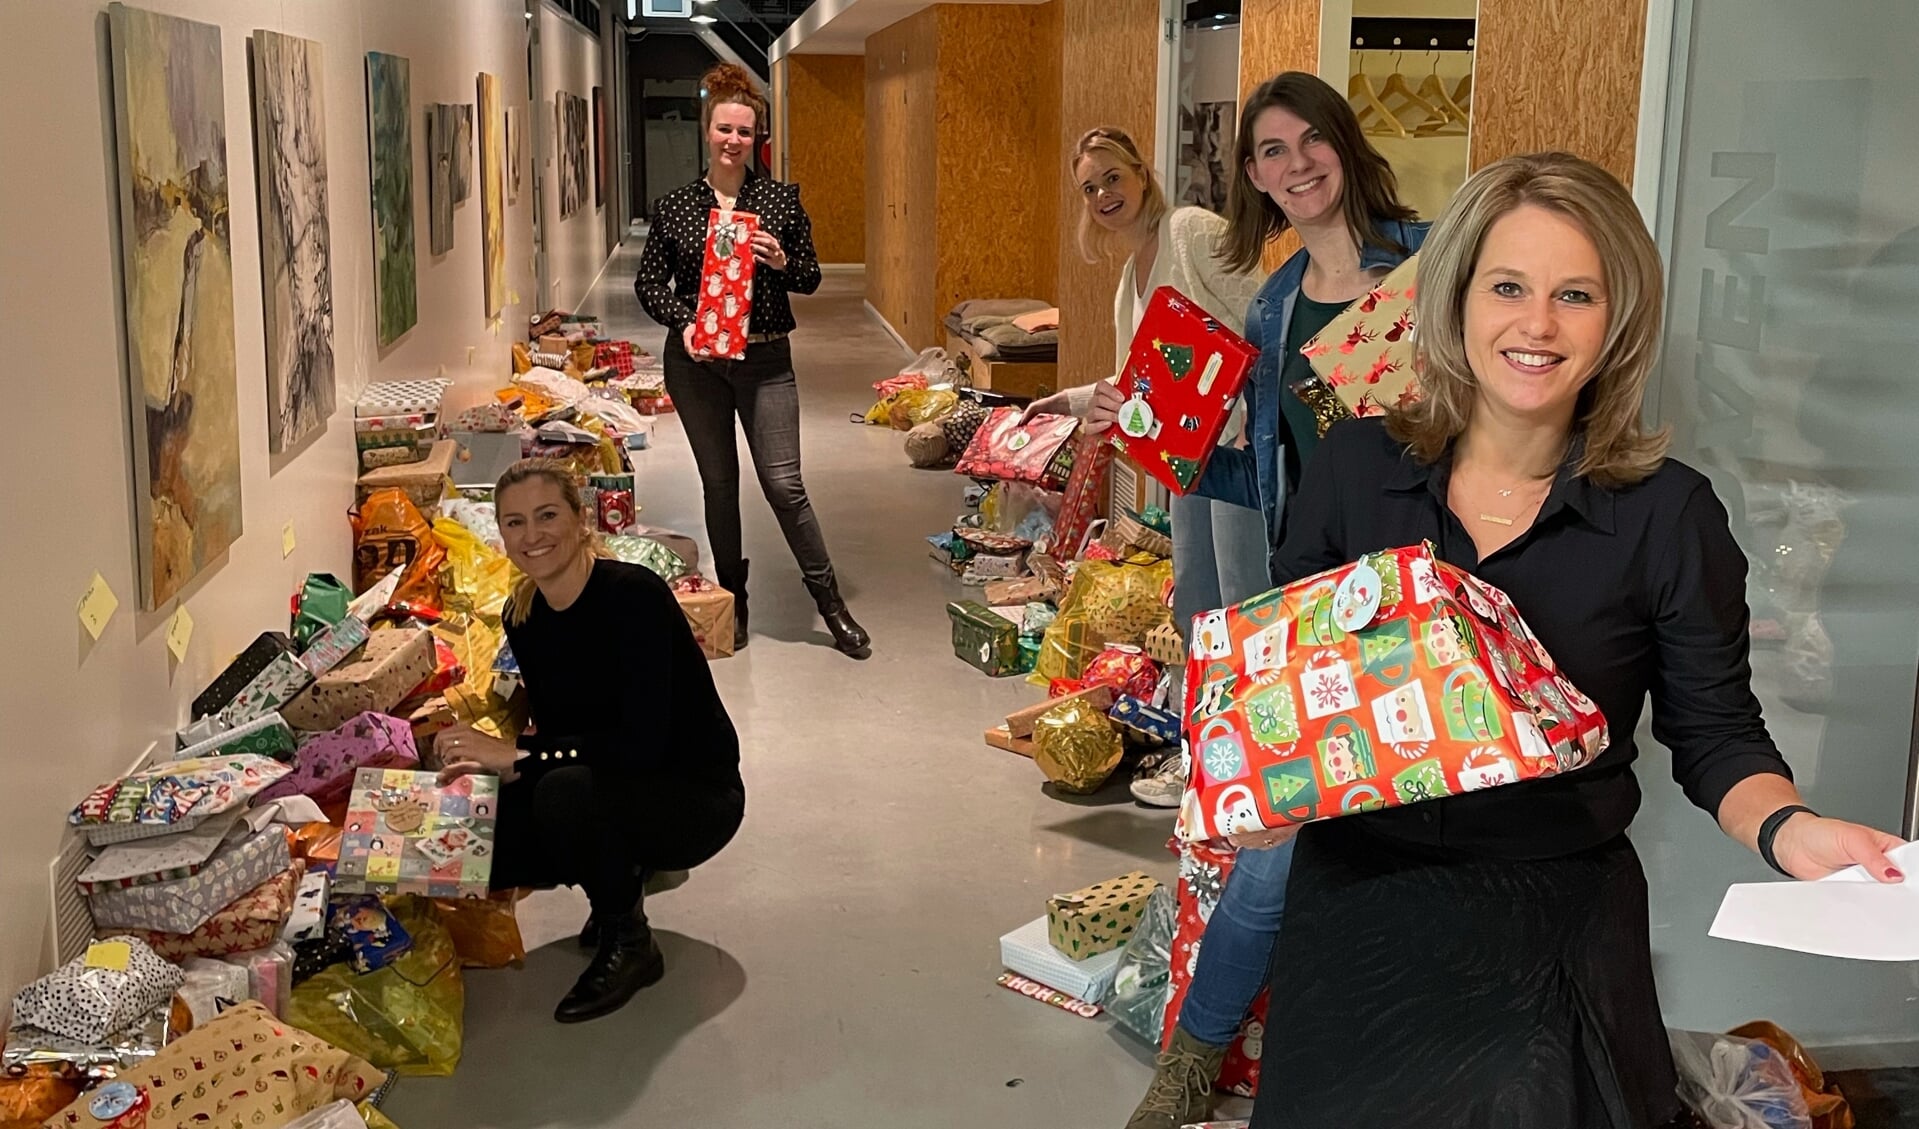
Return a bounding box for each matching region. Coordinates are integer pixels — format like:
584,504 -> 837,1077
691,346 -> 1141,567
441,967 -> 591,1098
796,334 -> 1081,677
1032,695 -> 1124,794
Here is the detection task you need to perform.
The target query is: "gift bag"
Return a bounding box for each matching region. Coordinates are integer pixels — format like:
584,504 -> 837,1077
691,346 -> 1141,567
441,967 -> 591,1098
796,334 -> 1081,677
1300,253 -> 1421,422
953,408 -> 1080,490
293,574 -> 353,651
1050,434 -> 1114,557
1163,840 -> 1268,1097
351,488 -> 446,616
1058,556 -> 1175,647
689,209 -> 759,360
286,897 -> 465,1076
1110,287 -> 1259,494
1176,543 -> 1609,843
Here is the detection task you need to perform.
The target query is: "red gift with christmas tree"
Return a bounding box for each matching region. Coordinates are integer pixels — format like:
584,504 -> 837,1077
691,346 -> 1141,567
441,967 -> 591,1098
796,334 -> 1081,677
690,208 -> 760,360
1110,286 -> 1259,494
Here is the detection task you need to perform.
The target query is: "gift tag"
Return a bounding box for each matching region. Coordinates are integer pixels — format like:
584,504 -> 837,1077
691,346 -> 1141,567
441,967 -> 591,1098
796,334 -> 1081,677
1333,563 -> 1384,631
1007,430 -> 1032,451
84,940 -> 131,972
88,1081 -> 142,1120
1117,397 -> 1157,439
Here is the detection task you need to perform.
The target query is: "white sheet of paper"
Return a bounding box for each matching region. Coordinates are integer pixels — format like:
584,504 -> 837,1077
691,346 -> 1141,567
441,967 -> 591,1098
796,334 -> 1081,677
1708,839 -> 1919,960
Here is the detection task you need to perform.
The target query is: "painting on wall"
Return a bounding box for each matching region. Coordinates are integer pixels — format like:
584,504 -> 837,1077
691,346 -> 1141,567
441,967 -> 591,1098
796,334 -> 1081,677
453,103 -> 473,203
506,105 -> 521,204
592,85 -> 605,209
366,51 -> 416,346
251,29 -> 334,454
107,3 -> 244,609
557,92 -> 587,219
1177,101 -> 1233,212
426,103 -> 457,255
478,72 -> 505,319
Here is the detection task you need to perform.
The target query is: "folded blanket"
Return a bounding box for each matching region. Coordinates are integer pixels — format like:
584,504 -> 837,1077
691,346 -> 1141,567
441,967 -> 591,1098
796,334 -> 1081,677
1012,307 -> 1060,333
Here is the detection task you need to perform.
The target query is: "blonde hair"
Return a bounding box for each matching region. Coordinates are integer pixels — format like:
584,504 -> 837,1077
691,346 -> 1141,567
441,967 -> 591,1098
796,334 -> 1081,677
1071,127 -> 1169,264
1389,151 -> 1669,488
495,458 -> 610,627
701,62 -> 767,137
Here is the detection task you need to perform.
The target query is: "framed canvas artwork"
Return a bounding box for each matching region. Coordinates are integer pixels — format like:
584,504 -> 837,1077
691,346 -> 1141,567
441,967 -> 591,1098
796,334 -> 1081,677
108,4 -> 244,609
477,72 -> 505,319
365,52 -> 417,346
452,102 -> 473,203
557,92 -> 587,218
592,85 -> 605,209
426,102 -> 456,255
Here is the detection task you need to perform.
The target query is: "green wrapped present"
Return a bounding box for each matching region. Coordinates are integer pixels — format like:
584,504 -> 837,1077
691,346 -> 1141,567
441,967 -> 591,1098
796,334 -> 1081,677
603,535 -> 689,582
948,600 -> 1020,676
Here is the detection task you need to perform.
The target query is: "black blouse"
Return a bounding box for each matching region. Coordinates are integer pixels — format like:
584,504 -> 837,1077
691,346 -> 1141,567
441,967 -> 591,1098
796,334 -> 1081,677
634,171 -> 823,337
504,560 -> 742,796
1274,418 -> 1791,859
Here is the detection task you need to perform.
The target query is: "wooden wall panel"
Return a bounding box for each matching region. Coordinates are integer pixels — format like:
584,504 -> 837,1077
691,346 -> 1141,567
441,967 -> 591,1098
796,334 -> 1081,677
770,57 -> 787,182
1238,0 -> 1321,272
1469,0 -> 1646,186
933,3 -> 1060,327
787,53 -> 867,264
1055,0 -> 1159,388
864,10 -> 938,345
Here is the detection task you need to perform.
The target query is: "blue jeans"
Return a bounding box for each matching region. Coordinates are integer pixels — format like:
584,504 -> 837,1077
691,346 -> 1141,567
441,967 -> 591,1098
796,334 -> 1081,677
1170,493 -> 1271,626
1176,836 -> 1296,1046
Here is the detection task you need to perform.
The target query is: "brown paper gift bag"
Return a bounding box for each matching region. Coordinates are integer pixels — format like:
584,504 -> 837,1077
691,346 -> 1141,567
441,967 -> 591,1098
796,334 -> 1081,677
671,578 -> 736,660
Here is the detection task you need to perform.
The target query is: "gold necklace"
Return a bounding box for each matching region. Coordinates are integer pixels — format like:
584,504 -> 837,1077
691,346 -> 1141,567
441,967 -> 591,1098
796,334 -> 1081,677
1475,477 -> 1552,526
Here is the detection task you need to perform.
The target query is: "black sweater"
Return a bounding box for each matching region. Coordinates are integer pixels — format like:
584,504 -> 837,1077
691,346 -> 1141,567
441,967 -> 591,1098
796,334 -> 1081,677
504,560 -> 742,795
633,170 -> 823,336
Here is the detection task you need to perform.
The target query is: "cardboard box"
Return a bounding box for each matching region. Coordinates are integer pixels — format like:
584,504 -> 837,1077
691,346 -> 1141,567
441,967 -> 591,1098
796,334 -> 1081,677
1047,871 -> 1162,961
984,725 -> 1036,759
1005,684 -> 1116,739
280,628 -> 435,731
355,439 -> 456,513
984,573 -> 1060,606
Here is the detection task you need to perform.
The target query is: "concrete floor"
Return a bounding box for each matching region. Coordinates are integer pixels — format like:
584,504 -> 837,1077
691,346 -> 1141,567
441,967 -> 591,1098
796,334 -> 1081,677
383,249 -> 1206,1127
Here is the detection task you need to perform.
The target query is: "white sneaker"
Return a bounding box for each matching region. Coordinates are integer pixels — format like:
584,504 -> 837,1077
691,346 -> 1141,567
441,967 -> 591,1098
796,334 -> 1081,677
1130,750 -> 1187,808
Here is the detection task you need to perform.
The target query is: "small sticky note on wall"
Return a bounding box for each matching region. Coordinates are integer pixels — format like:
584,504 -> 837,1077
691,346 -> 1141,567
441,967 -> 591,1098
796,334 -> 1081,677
77,573 -> 118,640
282,522 -> 297,558
166,606 -> 194,662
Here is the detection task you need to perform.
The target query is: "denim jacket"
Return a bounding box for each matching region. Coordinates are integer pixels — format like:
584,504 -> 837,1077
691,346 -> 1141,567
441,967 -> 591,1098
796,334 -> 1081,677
1194,217 -> 1430,556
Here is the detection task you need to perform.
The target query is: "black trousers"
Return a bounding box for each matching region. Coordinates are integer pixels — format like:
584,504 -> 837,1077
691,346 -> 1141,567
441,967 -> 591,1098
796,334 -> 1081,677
489,766 -> 744,918
662,334 -> 835,586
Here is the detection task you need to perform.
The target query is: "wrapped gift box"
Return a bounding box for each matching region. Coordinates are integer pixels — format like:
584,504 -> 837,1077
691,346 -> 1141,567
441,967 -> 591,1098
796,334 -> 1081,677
280,629 -> 436,732
1000,915 -> 1127,1004
118,864 -> 306,962
1109,695 -> 1180,747
281,870 -> 330,943
1110,286 -> 1259,494
953,408 -> 1080,490
89,830 -> 292,935
336,769 -> 498,900
949,601 -> 1020,677
167,712 -> 296,764
983,725 -> 1036,758
355,378 -> 450,418
689,209 -> 759,360
70,756 -> 291,842
258,711 -> 420,808
9,938 -> 183,1046
355,439 -> 456,514
1143,621 -> 1187,667
1047,871 -> 1161,961
191,633 -> 298,721
1301,253 -> 1420,420
1051,434 -> 1113,557
1005,684 -> 1115,740
75,811 -> 244,894
215,649 -> 317,729
671,578 -> 735,660
1176,542 -> 1609,843
301,616 -> 372,677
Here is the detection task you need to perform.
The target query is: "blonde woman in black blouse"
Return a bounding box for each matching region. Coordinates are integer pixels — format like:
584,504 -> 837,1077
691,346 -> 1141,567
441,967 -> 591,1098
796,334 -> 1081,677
634,62 -> 869,659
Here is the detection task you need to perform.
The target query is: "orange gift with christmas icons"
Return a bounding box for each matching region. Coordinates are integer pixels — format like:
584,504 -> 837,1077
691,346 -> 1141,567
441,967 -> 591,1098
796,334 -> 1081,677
1108,286 -> 1259,494
689,209 -> 759,360
1175,542 -> 1609,843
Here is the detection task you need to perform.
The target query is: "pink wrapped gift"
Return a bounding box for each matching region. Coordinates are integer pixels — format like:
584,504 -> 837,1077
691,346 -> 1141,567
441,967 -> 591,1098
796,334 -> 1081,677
257,712 -> 419,809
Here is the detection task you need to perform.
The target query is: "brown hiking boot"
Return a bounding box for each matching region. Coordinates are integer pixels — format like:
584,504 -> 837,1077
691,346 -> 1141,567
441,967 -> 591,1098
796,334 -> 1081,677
1124,1026 -> 1229,1129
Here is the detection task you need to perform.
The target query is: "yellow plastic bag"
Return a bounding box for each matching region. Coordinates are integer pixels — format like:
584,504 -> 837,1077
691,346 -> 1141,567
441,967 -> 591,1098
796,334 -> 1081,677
432,891 -> 527,969
1029,604 -> 1107,686
431,516 -> 514,623
865,387 -> 957,430
287,896 -> 465,1077
1058,557 -> 1174,646
360,1102 -> 404,1129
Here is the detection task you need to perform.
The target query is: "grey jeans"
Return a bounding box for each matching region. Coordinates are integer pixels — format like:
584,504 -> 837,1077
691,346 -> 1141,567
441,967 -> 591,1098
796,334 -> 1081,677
662,335 -> 835,586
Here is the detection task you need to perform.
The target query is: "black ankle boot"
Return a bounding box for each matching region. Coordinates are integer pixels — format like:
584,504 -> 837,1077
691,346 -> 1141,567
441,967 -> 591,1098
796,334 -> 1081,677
716,560 -> 750,651
804,571 -> 870,659
555,910 -> 665,1024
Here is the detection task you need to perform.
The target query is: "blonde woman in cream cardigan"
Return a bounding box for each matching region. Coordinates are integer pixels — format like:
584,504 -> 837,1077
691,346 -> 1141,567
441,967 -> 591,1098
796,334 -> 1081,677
1023,126 -> 1265,806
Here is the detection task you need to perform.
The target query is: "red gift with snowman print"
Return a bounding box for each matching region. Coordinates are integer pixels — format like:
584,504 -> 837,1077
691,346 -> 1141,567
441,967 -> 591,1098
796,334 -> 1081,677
1174,542 -> 1609,844
689,208 -> 759,360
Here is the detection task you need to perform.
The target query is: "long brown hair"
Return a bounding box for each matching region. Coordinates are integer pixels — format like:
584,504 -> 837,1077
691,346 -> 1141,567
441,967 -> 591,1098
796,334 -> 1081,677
701,62 -> 767,136
495,459 -> 609,627
1388,152 -> 1669,487
1070,127 -> 1169,263
1221,71 -> 1417,273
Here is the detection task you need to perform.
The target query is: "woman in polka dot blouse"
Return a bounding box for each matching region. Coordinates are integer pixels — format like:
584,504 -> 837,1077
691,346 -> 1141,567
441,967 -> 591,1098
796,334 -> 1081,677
634,63 -> 869,659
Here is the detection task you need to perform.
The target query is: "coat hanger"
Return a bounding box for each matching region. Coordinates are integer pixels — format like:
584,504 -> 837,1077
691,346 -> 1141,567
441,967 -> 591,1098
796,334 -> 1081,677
1414,51 -> 1469,135
1349,52 -> 1409,139
1452,69 -> 1473,114
1380,51 -> 1448,133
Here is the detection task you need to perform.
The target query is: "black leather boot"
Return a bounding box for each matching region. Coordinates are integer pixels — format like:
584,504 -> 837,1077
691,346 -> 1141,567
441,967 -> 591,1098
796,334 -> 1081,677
804,571 -> 870,660
555,909 -> 665,1024
716,559 -> 750,651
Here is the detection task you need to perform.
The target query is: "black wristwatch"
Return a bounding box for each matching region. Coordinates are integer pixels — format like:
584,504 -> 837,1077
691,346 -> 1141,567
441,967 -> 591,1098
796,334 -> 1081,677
1758,804 -> 1817,876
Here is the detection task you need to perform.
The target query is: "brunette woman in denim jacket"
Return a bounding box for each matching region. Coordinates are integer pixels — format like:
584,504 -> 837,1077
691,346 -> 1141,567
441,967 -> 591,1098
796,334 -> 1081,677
1121,71 -> 1427,1129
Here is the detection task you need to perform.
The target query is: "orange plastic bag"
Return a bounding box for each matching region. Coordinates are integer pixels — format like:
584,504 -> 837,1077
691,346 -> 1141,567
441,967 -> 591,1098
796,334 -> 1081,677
292,820 -> 342,864
432,892 -> 527,969
352,487 -> 447,616
0,1064 -> 80,1128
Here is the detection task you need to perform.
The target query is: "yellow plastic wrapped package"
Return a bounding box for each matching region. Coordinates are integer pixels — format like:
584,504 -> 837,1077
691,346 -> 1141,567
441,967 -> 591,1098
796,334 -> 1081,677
431,516 -> 515,623
1033,695 -> 1125,793
361,1103 -> 405,1129
864,387 -> 957,429
1058,556 -> 1175,646
1029,605 -> 1107,686
286,897 -> 465,1077
432,891 -> 527,969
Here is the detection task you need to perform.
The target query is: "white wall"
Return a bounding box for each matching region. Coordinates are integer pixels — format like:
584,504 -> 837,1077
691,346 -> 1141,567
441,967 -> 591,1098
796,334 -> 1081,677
0,0 -> 539,1012
536,2 -> 611,312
